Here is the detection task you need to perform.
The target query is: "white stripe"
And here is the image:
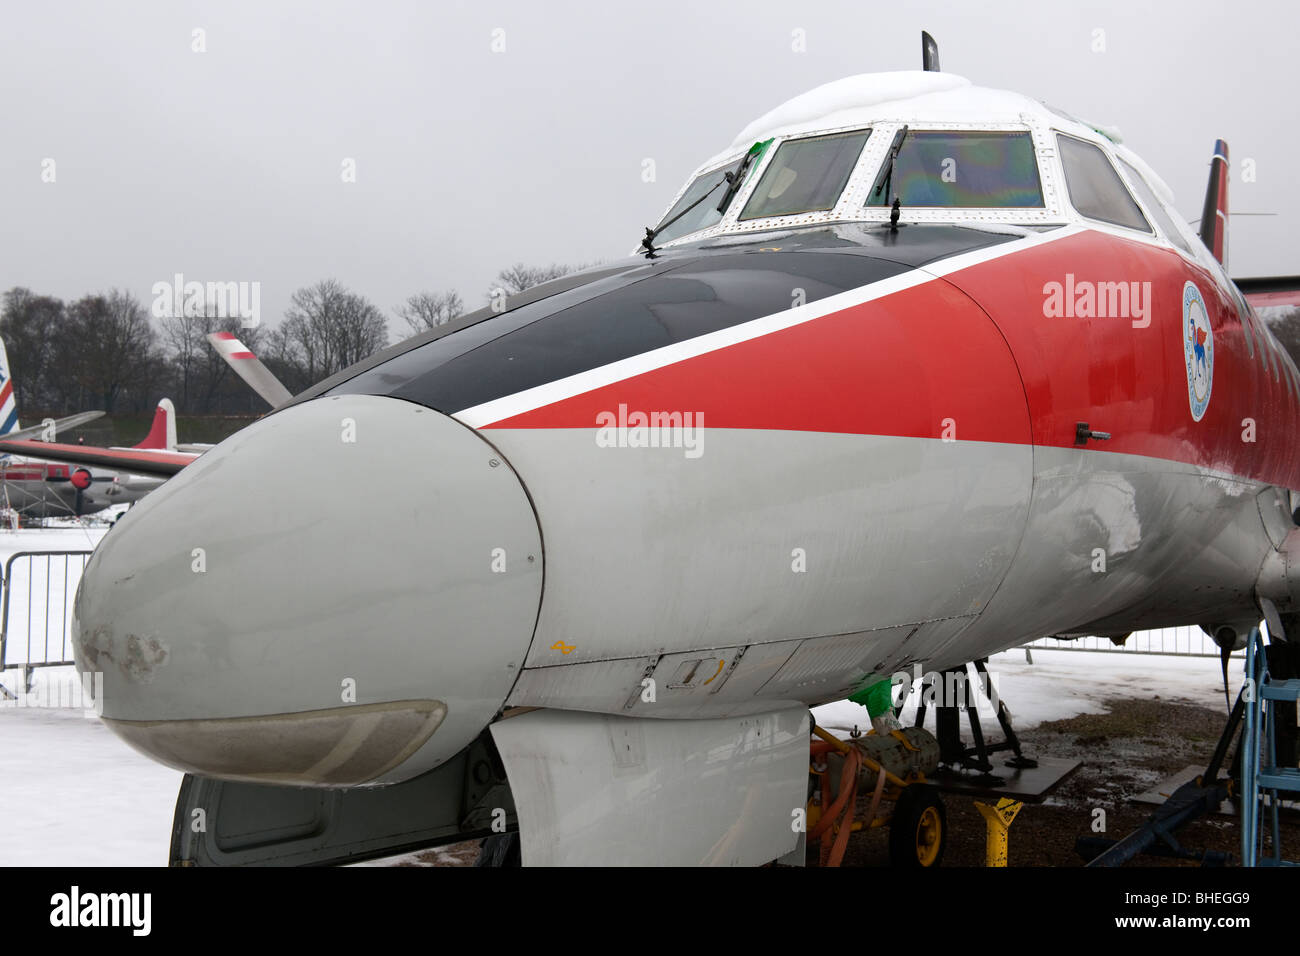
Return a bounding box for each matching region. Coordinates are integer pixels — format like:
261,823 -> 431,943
454,225 -> 1085,429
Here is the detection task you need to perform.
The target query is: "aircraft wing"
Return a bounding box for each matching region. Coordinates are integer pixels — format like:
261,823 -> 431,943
5,410 -> 106,441
1235,276 -> 1300,309
0,439 -> 196,476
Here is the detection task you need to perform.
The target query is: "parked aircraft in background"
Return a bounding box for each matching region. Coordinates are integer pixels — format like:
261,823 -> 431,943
0,397 -> 180,519
0,337 -> 105,446
0,332 -> 278,487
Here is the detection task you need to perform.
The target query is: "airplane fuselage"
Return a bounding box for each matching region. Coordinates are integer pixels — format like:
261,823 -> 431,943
367,221 -> 1300,719
66,67 -> 1300,867
71,217 -> 1300,783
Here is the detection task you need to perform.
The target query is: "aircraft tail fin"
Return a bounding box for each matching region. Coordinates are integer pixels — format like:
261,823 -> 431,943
0,337 -> 20,435
134,398 -> 178,451
1199,139 -> 1230,266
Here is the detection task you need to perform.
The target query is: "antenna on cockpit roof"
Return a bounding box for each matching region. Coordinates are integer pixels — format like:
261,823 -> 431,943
922,31 -> 940,71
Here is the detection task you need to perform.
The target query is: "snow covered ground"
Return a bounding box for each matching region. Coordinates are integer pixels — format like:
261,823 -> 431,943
2,703 -> 181,866
0,524 -> 183,867
813,646 -> 1235,738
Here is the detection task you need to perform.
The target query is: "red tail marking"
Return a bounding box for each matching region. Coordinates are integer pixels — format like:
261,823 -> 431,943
134,404 -> 171,449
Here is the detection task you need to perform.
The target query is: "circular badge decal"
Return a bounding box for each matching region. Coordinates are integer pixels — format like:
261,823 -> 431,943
1183,281 -> 1213,421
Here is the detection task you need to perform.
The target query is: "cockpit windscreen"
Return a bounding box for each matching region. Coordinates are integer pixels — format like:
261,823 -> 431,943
651,157 -> 746,244
864,131 -> 1044,208
740,129 -> 871,220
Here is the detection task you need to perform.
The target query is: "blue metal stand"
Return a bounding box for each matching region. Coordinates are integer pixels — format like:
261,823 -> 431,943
1241,628 -> 1300,866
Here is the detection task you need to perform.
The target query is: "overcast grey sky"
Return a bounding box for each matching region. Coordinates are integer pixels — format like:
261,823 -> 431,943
2,0 -> 1296,340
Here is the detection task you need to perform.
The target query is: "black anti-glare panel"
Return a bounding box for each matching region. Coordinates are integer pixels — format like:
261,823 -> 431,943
328,253 -> 908,415
318,225 -> 1023,416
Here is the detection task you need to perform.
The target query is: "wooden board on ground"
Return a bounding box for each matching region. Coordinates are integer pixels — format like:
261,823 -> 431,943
1132,764 -> 1299,817
930,756 -> 1080,802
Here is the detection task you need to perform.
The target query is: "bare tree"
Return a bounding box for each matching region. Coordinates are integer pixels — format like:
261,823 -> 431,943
395,290 -> 464,334
160,295 -> 270,413
159,308 -> 204,412
273,279 -> 389,390
55,289 -> 159,412
0,287 -> 65,410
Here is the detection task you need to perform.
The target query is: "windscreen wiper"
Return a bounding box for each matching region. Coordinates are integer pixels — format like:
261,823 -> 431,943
713,144 -> 762,215
869,125 -> 909,231
640,139 -> 772,256
641,177 -> 728,255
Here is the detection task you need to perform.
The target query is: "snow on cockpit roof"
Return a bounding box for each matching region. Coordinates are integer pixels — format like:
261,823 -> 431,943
726,71 -> 971,150
708,70 -> 1112,169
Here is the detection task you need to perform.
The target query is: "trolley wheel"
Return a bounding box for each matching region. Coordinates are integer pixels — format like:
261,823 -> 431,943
888,784 -> 946,868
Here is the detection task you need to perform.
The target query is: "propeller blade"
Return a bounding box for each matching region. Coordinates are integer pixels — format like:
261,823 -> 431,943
207,332 -> 293,408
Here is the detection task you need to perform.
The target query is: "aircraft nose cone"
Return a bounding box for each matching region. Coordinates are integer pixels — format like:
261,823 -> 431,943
72,394 -> 543,786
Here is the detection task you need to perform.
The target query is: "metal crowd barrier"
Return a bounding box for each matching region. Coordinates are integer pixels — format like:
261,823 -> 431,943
0,551 -> 94,693
1021,625 -> 1242,659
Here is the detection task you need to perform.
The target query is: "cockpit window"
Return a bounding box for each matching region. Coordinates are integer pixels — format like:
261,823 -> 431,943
1056,133 -> 1152,232
651,157 -> 746,244
740,129 -> 871,220
1116,158 -> 1194,256
864,131 -> 1044,207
